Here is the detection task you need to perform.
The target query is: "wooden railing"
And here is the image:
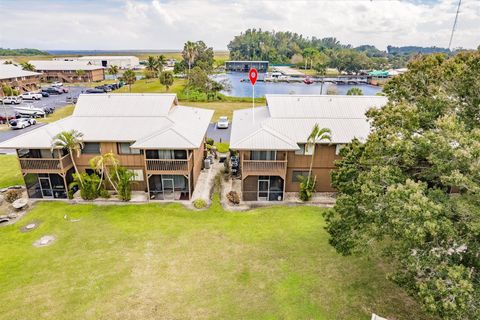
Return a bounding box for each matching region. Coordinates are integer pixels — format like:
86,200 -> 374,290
19,154 -> 73,173
242,160 -> 287,177
145,154 -> 192,173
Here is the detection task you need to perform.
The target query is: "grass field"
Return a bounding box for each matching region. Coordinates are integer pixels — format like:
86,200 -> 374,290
115,78 -> 186,94
0,199 -> 433,320
0,155 -> 23,188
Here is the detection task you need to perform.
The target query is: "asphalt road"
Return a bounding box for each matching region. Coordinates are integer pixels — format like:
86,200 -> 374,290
206,123 -> 231,143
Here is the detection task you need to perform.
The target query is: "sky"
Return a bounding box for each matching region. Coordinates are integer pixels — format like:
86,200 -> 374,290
0,0 -> 478,51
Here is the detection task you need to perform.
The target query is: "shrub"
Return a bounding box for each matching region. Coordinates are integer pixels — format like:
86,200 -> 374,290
5,189 -> 22,203
227,191 -> 240,205
223,157 -> 230,174
206,138 -> 214,146
70,172 -> 102,200
298,176 -> 316,201
99,189 -> 111,199
215,142 -> 230,153
2,85 -> 13,96
114,167 -> 135,201
193,198 -> 207,209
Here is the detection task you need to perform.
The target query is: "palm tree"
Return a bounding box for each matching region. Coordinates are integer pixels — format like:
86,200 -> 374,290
306,124 -> 332,183
107,65 -> 119,79
51,130 -> 85,187
183,41 -> 198,78
146,56 -> 158,74
89,152 -> 120,192
121,69 -> 136,92
156,55 -> 167,73
21,62 -> 35,71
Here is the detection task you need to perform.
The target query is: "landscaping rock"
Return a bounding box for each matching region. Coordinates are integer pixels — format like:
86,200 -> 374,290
26,223 -> 36,230
33,235 -> 56,247
7,213 -> 17,219
12,198 -> 28,210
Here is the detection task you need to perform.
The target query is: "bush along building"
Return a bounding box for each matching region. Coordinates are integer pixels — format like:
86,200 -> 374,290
0,94 -> 213,201
230,94 -> 387,201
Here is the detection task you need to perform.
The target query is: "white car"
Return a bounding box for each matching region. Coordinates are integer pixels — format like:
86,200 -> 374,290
9,117 -> 36,130
21,92 -> 42,100
51,81 -> 63,87
2,96 -> 23,104
217,116 -> 229,129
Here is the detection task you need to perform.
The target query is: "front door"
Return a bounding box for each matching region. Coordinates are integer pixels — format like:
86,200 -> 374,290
162,178 -> 175,200
258,178 -> 269,201
39,176 -> 53,198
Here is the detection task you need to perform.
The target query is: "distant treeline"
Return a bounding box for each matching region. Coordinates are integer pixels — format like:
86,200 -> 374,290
0,48 -> 49,56
228,29 -> 455,71
386,45 -> 451,55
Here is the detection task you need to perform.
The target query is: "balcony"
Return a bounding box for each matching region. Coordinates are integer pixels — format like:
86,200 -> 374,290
145,154 -> 192,175
19,154 -> 73,174
242,159 -> 287,178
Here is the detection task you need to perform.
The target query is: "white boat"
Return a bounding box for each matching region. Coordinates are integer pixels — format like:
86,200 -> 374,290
264,72 -> 289,82
13,105 -> 46,117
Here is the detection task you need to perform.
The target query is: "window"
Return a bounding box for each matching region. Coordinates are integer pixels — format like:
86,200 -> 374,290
295,144 -> 314,156
131,169 -> 144,181
82,142 -> 100,154
292,171 -> 309,183
251,150 -> 276,161
335,144 -> 346,155
117,142 -> 141,155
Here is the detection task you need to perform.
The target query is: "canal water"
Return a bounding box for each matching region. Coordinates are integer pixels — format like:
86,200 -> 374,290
212,72 -> 382,97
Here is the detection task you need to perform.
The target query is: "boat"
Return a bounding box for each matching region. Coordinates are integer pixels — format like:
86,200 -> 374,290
303,77 -> 314,85
13,105 -> 46,117
264,72 -> 288,82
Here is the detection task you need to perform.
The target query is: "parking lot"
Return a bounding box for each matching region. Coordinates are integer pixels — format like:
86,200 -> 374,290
0,86 -> 86,147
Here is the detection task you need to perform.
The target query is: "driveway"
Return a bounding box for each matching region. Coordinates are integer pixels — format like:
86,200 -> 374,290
206,123 -> 231,143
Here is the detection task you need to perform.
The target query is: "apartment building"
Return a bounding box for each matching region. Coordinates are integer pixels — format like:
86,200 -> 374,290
230,94 -> 388,201
0,64 -> 41,96
0,94 -> 213,200
30,60 -> 105,83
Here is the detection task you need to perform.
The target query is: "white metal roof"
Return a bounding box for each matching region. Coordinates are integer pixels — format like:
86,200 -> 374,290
0,94 -> 213,150
230,95 -> 388,150
77,56 -> 138,60
0,64 -> 41,80
30,60 -> 105,71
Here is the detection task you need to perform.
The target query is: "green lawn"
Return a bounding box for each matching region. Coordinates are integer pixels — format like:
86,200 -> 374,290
214,142 -> 230,153
115,78 -> 186,94
0,155 -> 23,188
0,199 -> 433,320
38,105 -> 75,123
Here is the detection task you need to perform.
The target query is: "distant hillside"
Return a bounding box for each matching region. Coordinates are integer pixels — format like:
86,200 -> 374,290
0,48 -> 49,56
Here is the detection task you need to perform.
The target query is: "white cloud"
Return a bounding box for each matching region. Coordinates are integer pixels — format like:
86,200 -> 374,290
0,0 -> 478,50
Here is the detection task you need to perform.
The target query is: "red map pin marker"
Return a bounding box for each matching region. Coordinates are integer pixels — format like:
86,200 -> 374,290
249,68 -> 258,85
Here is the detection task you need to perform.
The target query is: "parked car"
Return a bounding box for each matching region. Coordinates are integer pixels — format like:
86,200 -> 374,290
42,87 -> 63,95
60,86 -> 69,93
51,81 -> 63,87
66,96 -> 78,104
2,96 -> 23,104
85,88 -> 105,94
0,115 -> 16,124
217,116 -> 229,129
21,92 -> 42,100
95,85 -> 112,92
41,91 -> 50,97
9,117 -> 36,129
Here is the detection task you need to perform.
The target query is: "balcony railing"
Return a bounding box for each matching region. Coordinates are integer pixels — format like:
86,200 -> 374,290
19,154 -> 73,173
242,160 -> 287,177
145,154 -> 192,174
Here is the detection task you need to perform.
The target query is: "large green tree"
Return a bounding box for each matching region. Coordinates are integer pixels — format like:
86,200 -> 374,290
121,69 -> 136,92
325,52 -> 480,320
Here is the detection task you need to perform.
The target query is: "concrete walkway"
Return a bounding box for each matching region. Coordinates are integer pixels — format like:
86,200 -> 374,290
191,159 -> 223,205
